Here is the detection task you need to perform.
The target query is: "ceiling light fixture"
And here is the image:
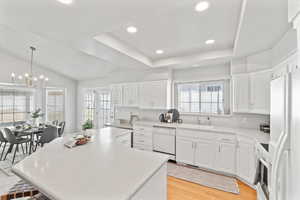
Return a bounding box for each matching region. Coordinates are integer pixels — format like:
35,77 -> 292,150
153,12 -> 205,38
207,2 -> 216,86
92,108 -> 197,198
205,39 -> 215,44
57,0 -> 73,5
10,47 -> 49,87
156,50 -> 164,54
127,26 -> 138,34
195,1 -> 210,12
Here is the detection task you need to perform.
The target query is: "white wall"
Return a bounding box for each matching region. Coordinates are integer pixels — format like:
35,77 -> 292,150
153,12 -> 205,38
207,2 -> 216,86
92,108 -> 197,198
0,49 -> 77,132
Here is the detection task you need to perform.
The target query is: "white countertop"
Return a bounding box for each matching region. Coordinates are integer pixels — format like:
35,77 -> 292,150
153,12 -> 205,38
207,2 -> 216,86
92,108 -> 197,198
134,121 -> 270,144
12,127 -> 169,200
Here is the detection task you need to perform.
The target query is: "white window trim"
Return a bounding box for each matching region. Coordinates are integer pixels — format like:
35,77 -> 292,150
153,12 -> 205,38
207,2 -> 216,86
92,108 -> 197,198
45,88 -> 66,122
173,78 -> 231,115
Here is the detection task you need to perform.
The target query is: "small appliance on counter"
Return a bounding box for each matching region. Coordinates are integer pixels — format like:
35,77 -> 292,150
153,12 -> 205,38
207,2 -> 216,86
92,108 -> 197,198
260,123 -> 270,133
159,109 -> 182,123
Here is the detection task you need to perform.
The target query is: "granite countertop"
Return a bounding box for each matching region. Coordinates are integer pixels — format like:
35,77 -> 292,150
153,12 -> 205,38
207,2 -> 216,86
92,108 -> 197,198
12,127 -> 169,200
133,121 -> 270,144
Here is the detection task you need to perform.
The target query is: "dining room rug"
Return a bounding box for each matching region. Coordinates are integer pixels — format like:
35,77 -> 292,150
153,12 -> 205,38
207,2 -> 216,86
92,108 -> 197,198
167,162 -> 240,194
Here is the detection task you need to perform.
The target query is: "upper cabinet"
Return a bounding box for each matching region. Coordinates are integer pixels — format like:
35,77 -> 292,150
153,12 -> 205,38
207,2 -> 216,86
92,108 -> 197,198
111,80 -> 169,110
111,84 -> 123,106
232,74 -> 249,113
233,70 -> 272,115
288,0 -> 300,23
123,83 -> 139,107
139,80 -> 168,109
249,70 -> 272,114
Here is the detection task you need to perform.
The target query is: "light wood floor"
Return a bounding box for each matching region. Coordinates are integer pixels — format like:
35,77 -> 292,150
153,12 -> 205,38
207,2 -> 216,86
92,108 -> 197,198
168,176 -> 256,200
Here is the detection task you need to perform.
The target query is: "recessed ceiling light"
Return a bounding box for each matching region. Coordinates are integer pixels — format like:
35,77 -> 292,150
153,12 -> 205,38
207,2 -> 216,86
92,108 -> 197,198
205,39 -> 215,44
156,50 -> 164,54
195,1 -> 210,12
127,26 -> 138,34
57,0 -> 73,5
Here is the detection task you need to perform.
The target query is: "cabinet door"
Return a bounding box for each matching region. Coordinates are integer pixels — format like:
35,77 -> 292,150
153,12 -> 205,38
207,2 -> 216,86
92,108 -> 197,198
123,83 -> 138,106
236,140 -> 256,184
232,74 -> 249,113
111,85 -> 123,105
215,142 -> 236,174
139,81 -> 167,109
176,137 -> 195,165
194,140 -> 217,170
249,71 -> 271,114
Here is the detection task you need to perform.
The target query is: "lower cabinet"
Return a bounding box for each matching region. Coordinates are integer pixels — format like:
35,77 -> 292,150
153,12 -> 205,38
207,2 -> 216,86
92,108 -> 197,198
176,135 -> 236,175
215,142 -> 236,174
194,140 -> 217,170
236,138 -> 256,184
176,137 -> 195,165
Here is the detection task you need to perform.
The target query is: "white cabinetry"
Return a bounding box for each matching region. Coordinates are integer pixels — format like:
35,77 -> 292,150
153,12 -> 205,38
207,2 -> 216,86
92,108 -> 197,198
133,125 -> 153,151
249,70 -> 272,114
176,137 -> 195,165
111,84 -> 123,106
233,74 -> 249,113
195,140 -> 217,170
139,80 -> 168,109
236,137 -> 256,184
233,70 -> 272,114
176,129 -> 236,175
288,0 -> 300,23
123,83 -> 139,107
215,142 -> 236,174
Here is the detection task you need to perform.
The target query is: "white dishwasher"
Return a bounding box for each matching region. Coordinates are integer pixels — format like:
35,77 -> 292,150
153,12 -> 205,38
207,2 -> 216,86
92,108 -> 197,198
153,126 -> 176,155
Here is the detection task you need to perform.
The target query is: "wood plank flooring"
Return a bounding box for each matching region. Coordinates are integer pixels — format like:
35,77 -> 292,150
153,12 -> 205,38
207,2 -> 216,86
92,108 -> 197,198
168,176 -> 256,200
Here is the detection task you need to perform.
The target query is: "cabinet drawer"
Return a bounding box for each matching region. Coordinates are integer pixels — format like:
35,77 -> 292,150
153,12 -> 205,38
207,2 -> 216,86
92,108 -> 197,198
133,143 -> 153,151
134,130 -> 152,137
134,136 -> 152,145
177,129 -> 217,140
133,125 -> 153,133
153,127 -> 176,135
217,134 -> 236,144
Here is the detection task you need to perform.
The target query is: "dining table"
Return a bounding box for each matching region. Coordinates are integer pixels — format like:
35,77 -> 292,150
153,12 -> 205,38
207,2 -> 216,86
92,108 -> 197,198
8,124 -> 61,155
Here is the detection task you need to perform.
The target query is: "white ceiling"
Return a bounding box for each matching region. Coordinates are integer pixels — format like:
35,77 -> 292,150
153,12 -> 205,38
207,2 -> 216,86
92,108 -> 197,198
234,0 -> 291,57
0,0 -> 290,80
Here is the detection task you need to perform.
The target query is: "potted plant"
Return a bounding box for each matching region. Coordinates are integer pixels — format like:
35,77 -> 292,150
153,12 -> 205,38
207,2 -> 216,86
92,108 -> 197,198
82,119 -> 93,131
30,108 -> 44,126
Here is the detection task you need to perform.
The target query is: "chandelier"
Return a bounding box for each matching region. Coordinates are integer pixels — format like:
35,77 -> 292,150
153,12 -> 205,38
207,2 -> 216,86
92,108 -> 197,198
11,46 -> 49,87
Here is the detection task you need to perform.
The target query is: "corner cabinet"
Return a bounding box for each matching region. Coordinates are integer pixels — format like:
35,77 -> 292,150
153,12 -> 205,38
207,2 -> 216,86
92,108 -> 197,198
232,70 -> 272,115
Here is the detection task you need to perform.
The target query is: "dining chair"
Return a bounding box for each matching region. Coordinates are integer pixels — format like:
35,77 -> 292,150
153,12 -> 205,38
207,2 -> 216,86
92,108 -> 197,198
3,128 -> 31,164
0,130 -> 8,161
58,121 -> 66,137
34,126 -> 58,151
52,120 -> 59,126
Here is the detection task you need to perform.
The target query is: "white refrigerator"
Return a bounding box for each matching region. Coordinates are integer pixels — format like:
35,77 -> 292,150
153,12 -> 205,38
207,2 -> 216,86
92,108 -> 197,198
270,68 -> 300,200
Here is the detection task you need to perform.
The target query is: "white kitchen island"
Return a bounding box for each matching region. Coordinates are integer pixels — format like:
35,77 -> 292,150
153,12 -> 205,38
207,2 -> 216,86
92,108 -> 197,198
12,127 -> 169,200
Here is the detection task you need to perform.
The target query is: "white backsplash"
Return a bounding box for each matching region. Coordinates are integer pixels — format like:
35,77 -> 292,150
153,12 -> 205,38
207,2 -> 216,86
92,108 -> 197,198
115,107 -> 270,130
